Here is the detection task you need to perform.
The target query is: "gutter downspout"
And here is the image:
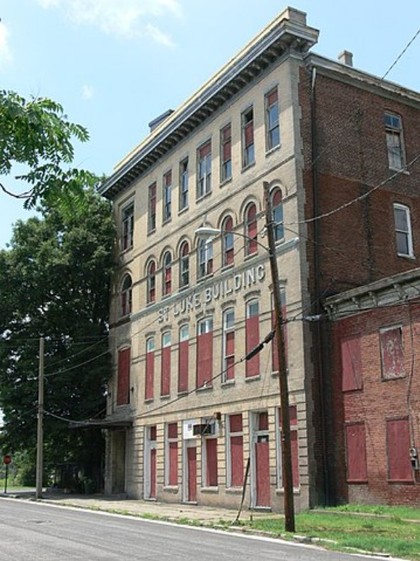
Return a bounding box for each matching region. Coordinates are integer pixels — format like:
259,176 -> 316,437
310,66 -> 331,505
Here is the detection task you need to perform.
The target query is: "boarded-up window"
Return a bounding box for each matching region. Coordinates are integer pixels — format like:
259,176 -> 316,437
387,418 -> 412,482
341,335 -> 363,391
246,300 -> 260,377
161,332 -> 171,396
196,318 -> 213,388
178,325 -> 189,393
205,438 -> 218,487
279,406 -> 299,487
380,326 -> 405,379
228,414 -> 243,487
117,347 -> 130,406
145,337 -> 155,401
345,423 -> 368,482
166,422 -> 178,486
245,203 -> 258,255
222,308 -> 235,382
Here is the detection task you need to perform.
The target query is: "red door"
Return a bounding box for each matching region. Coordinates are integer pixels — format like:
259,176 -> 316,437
150,448 -> 157,499
187,446 -> 197,502
255,437 -> 270,507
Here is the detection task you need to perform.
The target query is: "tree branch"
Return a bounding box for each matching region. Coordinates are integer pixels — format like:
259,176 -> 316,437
0,182 -> 33,199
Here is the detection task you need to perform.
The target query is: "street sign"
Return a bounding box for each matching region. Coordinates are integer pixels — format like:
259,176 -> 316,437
3,455 -> 11,465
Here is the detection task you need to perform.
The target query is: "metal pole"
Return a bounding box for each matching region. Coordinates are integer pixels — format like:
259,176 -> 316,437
263,181 -> 295,533
4,463 -> 8,494
36,336 -> 44,499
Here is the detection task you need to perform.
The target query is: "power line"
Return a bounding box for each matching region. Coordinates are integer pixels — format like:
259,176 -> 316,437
381,27 -> 420,81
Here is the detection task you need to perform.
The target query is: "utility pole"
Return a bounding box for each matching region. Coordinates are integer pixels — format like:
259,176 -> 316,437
263,181 -> 295,533
36,336 -> 44,500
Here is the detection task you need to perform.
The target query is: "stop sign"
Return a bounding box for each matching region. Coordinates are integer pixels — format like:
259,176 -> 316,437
3,455 -> 11,465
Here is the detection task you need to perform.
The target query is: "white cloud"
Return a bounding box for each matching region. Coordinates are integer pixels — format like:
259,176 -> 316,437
36,0 -> 181,45
0,21 -> 13,67
81,84 -> 94,100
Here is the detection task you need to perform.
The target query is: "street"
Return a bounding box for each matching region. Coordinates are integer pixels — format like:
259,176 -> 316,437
0,498 -> 388,561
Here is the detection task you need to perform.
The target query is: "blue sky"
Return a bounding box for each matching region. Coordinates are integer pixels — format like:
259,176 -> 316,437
1,0 -> 419,248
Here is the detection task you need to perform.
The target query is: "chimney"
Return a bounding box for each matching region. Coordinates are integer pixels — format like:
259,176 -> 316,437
338,50 -> 353,67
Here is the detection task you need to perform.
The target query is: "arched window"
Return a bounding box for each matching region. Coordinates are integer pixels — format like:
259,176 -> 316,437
244,202 -> 258,255
147,261 -> 156,304
198,238 -> 213,278
271,189 -> 284,242
222,215 -> 234,267
120,274 -> 132,316
179,241 -> 190,288
162,251 -> 172,296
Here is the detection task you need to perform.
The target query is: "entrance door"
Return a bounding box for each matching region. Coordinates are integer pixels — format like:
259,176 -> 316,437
144,425 -> 157,499
251,411 -> 271,508
184,441 -> 197,502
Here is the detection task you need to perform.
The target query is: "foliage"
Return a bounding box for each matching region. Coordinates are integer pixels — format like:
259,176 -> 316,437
0,90 -> 98,208
0,188 -> 115,482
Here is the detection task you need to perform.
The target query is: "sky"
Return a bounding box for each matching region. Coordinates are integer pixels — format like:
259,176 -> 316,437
1,0 -> 419,248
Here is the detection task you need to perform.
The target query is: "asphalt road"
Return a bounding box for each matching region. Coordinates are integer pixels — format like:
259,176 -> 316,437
0,498 -> 380,561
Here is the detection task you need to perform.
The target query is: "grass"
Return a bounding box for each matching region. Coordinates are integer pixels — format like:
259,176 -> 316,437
249,506 -> 420,560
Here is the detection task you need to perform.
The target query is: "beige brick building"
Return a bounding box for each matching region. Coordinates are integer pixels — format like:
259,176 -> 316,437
98,6 -> 420,510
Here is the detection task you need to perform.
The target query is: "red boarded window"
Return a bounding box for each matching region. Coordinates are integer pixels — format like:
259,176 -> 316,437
147,261 -> 156,304
121,203 -> 134,251
163,170 -> 172,222
121,274 -> 132,317
246,300 -> 260,378
271,290 -> 287,374
271,189 -> 284,241
245,203 -> 258,255
387,418 -> 412,482
222,215 -> 234,267
229,414 -> 243,487
161,332 -> 171,397
242,107 -> 255,167
178,325 -> 189,393
145,337 -> 155,401
220,123 -> 232,182
341,335 -> 363,391
162,251 -> 172,296
166,422 -> 178,486
196,318 -> 213,388
179,241 -> 190,288
117,347 -> 130,406
205,438 -> 218,487
222,308 -> 235,382
380,326 -> 405,380
345,422 -> 368,482
279,406 -> 300,487
197,141 -> 212,198
148,183 -> 156,232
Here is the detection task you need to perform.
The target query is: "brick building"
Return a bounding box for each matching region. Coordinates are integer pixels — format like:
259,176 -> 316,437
98,7 -> 420,509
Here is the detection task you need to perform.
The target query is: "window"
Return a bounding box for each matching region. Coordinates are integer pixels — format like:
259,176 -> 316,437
385,113 -> 405,170
221,215 -> 234,267
387,418 -> 412,482
244,202 -> 258,255
161,331 -> 171,397
220,123 -> 232,182
148,183 -> 157,233
271,189 -> 284,242
198,238 -> 213,278
394,203 -> 414,257
179,241 -> 190,288
147,261 -> 156,304
345,422 -> 368,482
117,347 -> 130,406
178,324 -> 189,393
121,203 -> 134,251
197,141 -> 212,198
227,414 -> 244,488
278,406 -> 300,488
341,335 -> 363,391
222,308 -> 235,382
380,326 -> 405,380
203,435 -> 218,487
242,106 -> 255,168
165,422 -> 178,486
246,299 -> 260,378
179,158 -> 189,210
145,337 -> 155,401
163,171 -> 172,222
162,251 -> 172,296
265,87 -> 280,150
196,317 -> 213,389
120,274 -> 132,317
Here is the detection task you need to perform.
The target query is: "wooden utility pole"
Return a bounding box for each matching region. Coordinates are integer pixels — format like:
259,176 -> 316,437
263,181 -> 295,533
36,336 -> 44,499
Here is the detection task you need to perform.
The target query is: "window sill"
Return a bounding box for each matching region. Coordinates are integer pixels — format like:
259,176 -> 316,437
162,217 -> 172,226
196,385 -> 213,392
397,252 -> 415,260
381,374 -> 406,382
245,375 -> 261,383
177,390 -> 189,396
196,190 -> 212,203
163,485 -> 179,493
160,394 -> 171,400
241,161 -> 255,173
265,144 -> 281,157
226,487 -> 242,494
201,486 -> 219,493
221,379 -> 235,388
389,166 -> 410,175
120,246 -> 134,256
276,487 -> 301,495
144,398 -> 154,404
178,206 -> 189,216
147,228 -> 156,236
220,177 -> 232,188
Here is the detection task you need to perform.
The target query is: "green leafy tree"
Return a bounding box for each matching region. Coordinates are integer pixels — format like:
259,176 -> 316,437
0,189 -> 115,488
0,90 -> 97,208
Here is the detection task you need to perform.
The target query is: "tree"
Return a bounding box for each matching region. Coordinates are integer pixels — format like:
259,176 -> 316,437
0,90 -> 97,208
0,188 -> 115,488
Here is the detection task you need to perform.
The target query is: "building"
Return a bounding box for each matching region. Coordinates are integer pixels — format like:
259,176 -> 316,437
98,7 -> 420,509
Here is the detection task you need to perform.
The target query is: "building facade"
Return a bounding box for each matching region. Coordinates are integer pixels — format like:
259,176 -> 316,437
99,7 -> 420,509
